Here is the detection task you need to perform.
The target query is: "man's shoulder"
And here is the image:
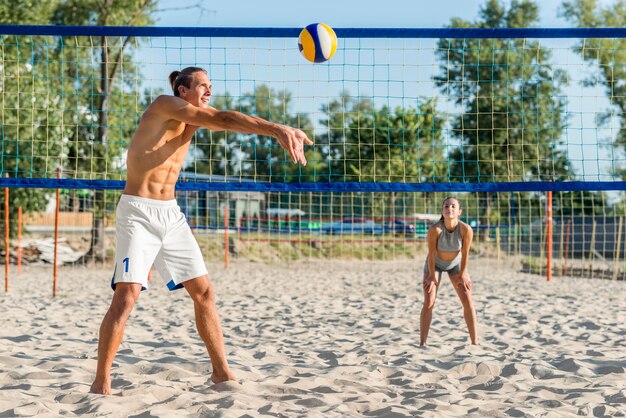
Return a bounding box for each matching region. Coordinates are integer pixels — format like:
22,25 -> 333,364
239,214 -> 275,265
142,95 -> 184,119
149,95 -> 215,116
150,94 -> 178,108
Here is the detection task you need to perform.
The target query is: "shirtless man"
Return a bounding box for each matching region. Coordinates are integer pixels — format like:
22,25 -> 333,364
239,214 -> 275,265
90,67 -> 312,395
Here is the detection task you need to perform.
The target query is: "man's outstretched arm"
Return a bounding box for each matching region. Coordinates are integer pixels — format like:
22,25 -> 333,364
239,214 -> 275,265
152,95 -> 313,165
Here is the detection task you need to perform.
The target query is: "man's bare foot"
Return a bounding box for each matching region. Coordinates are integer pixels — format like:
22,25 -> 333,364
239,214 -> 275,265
89,380 -> 112,395
210,370 -> 237,384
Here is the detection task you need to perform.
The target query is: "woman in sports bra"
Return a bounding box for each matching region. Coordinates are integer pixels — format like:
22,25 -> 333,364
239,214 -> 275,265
420,196 -> 478,346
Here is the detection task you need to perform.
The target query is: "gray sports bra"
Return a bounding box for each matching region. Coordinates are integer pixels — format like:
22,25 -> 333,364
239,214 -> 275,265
437,222 -> 462,252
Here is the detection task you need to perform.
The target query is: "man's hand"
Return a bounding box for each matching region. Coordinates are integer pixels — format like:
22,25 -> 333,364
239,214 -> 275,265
275,127 -> 313,165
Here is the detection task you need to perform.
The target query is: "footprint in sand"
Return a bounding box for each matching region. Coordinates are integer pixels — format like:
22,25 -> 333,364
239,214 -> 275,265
210,381 -> 243,393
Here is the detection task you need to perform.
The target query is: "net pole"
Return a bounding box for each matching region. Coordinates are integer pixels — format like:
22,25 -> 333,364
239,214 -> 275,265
53,169 -> 60,297
4,174 -> 9,293
546,190 -> 553,282
17,206 -> 22,275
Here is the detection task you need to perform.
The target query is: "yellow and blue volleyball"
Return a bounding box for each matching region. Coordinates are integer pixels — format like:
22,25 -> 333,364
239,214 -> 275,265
298,23 -> 337,63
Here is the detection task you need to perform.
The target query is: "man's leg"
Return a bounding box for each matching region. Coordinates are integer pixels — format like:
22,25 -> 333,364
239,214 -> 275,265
90,283 -> 142,395
183,275 -> 236,383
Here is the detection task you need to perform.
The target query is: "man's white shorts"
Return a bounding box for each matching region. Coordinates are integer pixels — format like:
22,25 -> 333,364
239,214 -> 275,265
111,194 -> 208,291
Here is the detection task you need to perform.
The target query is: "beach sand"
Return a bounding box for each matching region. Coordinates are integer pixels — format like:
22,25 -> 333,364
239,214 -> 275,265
1,258 -> 625,417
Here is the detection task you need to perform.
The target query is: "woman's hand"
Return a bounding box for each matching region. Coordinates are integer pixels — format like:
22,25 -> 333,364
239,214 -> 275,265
423,273 -> 437,294
461,271 -> 472,292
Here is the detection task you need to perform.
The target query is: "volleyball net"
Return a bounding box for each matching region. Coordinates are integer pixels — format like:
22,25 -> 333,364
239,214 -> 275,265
1,26 -> 626,279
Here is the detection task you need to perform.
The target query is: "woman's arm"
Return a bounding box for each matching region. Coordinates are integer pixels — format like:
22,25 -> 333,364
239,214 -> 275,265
424,225 -> 440,293
459,223 -> 474,290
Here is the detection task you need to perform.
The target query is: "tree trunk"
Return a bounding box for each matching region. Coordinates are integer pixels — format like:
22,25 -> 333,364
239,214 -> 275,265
73,38 -> 110,265
73,189 -> 107,264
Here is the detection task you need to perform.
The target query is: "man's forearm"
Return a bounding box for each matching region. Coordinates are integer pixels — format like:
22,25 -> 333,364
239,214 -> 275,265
214,110 -> 281,137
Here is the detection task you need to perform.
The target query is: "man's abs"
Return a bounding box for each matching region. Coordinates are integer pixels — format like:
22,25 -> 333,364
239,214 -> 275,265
124,110 -> 194,200
124,146 -> 187,200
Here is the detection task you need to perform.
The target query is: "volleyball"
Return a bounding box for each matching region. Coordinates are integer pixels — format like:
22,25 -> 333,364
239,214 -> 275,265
298,23 -> 337,63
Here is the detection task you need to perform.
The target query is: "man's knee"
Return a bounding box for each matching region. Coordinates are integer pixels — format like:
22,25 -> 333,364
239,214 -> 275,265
186,277 -> 216,306
195,286 -> 216,307
110,284 -> 141,317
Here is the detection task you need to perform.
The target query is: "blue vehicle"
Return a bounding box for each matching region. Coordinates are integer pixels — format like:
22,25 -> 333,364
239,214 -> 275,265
322,218 -> 383,235
385,219 -> 416,237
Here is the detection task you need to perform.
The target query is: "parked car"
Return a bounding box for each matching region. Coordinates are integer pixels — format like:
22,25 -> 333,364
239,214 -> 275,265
386,219 -> 416,237
322,218 -> 383,235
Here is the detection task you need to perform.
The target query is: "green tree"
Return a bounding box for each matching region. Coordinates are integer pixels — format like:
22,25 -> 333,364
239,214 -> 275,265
239,84 -> 315,182
555,190 -> 612,216
48,0 -> 157,262
319,93 -> 446,219
193,84 -> 315,182
435,0 -> 573,229
560,0 -> 626,170
0,0 -> 62,241
188,84 -> 321,222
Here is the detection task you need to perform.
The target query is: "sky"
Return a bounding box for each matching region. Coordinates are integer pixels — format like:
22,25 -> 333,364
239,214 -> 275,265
153,0 -> 574,28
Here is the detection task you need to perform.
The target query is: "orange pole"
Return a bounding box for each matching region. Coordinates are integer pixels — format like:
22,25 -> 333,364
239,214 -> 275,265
4,180 -> 9,293
224,205 -> 229,270
53,169 -> 60,297
17,206 -> 22,274
546,190 -> 553,282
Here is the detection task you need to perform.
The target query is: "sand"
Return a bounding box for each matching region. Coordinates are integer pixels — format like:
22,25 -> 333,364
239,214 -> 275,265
0,258 -> 625,417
